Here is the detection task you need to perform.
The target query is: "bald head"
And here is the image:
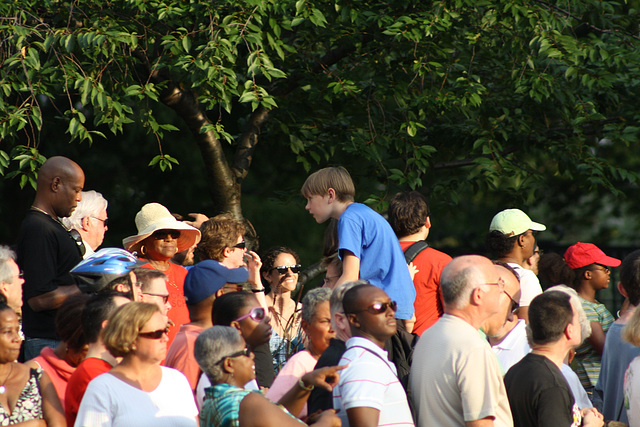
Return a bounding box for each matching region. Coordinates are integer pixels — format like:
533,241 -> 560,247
36,156 -> 85,218
441,255 -> 496,310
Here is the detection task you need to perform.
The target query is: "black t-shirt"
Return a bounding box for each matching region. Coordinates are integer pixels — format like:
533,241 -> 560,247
16,210 -> 82,339
307,338 -> 347,414
505,353 -> 580,427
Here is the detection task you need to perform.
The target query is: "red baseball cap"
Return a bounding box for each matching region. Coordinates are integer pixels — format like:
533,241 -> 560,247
564,242 -> 621,269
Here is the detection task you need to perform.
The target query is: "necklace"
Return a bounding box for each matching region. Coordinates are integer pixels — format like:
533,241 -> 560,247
30,206 -> 68,229
0,363 -> 13,394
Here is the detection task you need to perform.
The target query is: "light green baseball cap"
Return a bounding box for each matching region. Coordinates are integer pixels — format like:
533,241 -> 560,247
489,209 -> 546,236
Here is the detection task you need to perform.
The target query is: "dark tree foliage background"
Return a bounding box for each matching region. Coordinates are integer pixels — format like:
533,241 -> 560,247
2,0 -> 640,282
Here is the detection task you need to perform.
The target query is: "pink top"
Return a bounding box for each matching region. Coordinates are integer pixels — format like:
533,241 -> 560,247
164,323 -> 204,393
31,346 -> 75,411
265,350 -> 317,417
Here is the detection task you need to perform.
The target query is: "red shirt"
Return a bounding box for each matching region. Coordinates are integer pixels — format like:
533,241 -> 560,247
164,323 -> 204,393
65,357 -> 112,426
400,242 -> 452,335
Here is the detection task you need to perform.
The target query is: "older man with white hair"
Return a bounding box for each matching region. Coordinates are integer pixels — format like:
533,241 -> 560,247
410,255 -> 513,427
0,245 -> 24,315
62,190 -> 108,258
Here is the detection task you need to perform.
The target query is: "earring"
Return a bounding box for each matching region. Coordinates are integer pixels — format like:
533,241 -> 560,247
140,245 -> 147,256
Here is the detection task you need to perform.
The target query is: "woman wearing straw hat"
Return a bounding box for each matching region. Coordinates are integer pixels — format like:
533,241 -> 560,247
123,203 -> 201,348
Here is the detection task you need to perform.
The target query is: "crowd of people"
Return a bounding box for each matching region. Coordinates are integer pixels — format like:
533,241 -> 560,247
1,155 -> 640,426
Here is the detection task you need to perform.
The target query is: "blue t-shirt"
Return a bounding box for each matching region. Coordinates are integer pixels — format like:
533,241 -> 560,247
337,203 -> 416,319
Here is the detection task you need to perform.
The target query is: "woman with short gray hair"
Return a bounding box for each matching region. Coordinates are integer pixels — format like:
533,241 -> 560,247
265,288 -> 334,417
195,326 -> 341,427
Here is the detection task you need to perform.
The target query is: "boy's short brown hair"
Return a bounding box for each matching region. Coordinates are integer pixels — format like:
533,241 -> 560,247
301,166 -> 355,202
388,191 -> 430,238
195,215 -> 246,262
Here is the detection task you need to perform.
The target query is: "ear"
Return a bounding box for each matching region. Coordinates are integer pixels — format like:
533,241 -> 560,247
81,216 -> 92,231
230,320 -> 242,332
470,287 -> 483,306
346,313 -> 360,329
215,288 -> 226,298
326,188 -> 336,202
517,234 -> 527,247
51,176 -> 62,192
618,281 -> 628,298
223,246 -> 233,258
424,217 -> 432,229
584,270 -> 593,280
301,319 -> 310,334
222,357 -> 234,374
100,319 -> 109,330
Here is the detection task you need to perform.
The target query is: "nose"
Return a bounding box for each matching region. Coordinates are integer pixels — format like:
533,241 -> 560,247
305,200 -> 310,211
506,309 -> 514,323
166,300 -> 172,311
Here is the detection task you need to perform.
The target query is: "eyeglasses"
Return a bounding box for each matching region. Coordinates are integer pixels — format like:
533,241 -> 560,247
152,230 -> 180,240
142,292 -> 169,304
138,326 -> 170,340
348,300 -> 397,315
69,229 -> 86,256
272,264 -> 302,274
233,241 -> 246,250
483,278 -> 506,291
233,307 -> 266,322
589,266 -> 611,274
91,216 -> 109,227
503,289 -> 520,314
214,347 -> 252,365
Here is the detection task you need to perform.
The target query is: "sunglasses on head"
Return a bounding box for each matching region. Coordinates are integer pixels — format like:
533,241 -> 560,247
152,230 -> 180,240
272,264 -> 302,274
349,300 -> 397,315
214,347 -> 252,365
138,326 -> 170,340
233,307 -> 266,322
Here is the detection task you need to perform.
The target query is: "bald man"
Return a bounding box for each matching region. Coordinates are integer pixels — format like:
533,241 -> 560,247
16,156 -> 85,360
410,255 -> 513,427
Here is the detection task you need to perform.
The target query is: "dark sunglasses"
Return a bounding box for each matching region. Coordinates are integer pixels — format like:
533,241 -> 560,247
234,307 -> 266,322
349,301 -> 397,315
138,326 -> 170,340
234,241 -> 246,249
142,292 -> 169,304
503,289 -> 520,314
68,229 -> 86,256
214,347 -> 252,365
152,230 -> 181,240
91,216 -> 109,227
272,264 -> 302,274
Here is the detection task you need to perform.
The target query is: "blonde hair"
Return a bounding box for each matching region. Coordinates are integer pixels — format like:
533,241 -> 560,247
102,302 -> 160,357
301,166 -> 355,202
623,307 -> 640,347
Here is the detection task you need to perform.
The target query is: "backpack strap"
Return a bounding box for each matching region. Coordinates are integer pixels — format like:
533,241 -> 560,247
403,240 -> 429,264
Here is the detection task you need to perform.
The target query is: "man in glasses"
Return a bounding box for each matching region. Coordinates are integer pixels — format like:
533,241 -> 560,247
165,260 -> 249,393
136,268 -> 172,317
0,246 -> 25,317
484,263 -> 522,352
61,190 -> 109,259
410,255 -> 513,427
16,156 -> 85,360
332,283 -> 413,427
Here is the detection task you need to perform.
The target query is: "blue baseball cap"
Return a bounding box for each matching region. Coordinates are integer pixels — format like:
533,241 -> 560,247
184,260 -> 249,304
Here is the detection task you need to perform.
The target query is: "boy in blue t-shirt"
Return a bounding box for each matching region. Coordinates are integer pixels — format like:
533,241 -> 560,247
301,166 -> 416,321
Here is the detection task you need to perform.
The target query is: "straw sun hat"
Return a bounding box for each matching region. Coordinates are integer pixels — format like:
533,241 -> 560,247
122,203 -> 201,254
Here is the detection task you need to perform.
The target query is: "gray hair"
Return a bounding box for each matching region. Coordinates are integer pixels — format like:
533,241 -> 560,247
62,190 -> 108,230
194,326 -> 245,385
0,246 -> 17,284
543,285 -> 592,342
441,265 -> 484,310
302,287 -> 332,324
330,280 -> 368,330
